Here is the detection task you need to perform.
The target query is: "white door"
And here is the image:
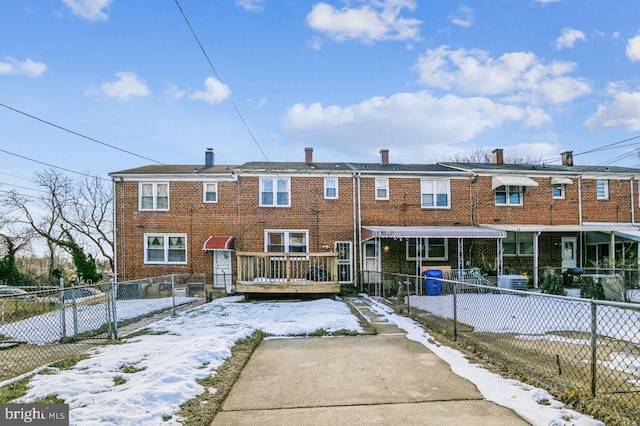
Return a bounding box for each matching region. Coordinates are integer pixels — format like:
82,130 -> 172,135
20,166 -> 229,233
561,237 -> 577,270
363,241 -> 380,283
213,250 -> 233,292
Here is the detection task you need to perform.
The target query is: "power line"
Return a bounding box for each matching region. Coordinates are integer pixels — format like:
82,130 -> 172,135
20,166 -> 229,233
0,172 -> 32,182
173,0 -> 271,164
0,181 -> 46,193
0,148 -> 109,181
0,103 -> 165,165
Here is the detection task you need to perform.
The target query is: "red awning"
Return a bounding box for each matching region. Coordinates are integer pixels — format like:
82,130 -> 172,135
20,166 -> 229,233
203,235 -> 235,251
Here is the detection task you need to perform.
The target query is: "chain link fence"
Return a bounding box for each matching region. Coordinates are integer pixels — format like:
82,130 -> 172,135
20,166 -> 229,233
0,274 -> 210,383
361,270 -> 640,424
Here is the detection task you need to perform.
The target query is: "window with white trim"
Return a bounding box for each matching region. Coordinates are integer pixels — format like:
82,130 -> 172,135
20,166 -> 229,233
375,178 -> 389,200
495,185 -> 522,206
265,230 -> 308,253
503,232 -> 534,256
139,182 -> 169,211
552,183 -> 565,199
596,180 -> 609,200
324,177 -> 338,199
421,179 -> 450,208
203,182 -> 218,203
260,177 -> 290,207
406,238 -> 448,260
144,234 -> 187,264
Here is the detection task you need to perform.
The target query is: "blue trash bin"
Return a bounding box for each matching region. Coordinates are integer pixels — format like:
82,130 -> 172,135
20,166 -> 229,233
423,269 -> 443,296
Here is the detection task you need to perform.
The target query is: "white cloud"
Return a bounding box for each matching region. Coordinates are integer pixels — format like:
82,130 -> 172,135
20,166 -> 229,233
282,91 -> 527,160
235,0 -> 265,12
188,77 -> 231,105
62,0 -> 112,21
450,5 -> 474,28
0,57 -> 47,77
413,45 -> 591,104
585,89 -> 640,131
626,33 -> 640,62
534,0 -> 561,3
306,0 -> 422,44
555,27 -> 587,49
98,72 -> 150,99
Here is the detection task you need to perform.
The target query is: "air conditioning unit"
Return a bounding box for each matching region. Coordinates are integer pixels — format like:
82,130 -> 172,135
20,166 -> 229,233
498,275 -> 528,290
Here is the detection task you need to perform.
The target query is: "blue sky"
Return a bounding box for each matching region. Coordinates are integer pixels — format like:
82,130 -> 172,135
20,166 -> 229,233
3,0 -> 640,193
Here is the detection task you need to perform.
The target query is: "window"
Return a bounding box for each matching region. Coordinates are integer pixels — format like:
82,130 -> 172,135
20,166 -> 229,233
139,182 -> 169,211
503,232 -> 534,256
375,178 -> 389,200
203,182 -> 218,203
596,180 -> 608,200
406,238 -> 448,260
552,183 -> 565,199
421,179 -> 450,208
260,177 -> 290,207
144,234 -> 187,264
265,230 -> 308,253
495,185 -> 523,206
324,178 -> 338,199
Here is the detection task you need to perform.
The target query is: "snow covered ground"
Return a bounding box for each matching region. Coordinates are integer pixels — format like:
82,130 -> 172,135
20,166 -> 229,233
11,295 -> 605,425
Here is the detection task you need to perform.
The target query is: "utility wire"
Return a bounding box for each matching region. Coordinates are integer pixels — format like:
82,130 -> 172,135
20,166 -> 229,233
0,181 -> 46,193
173,0 -> 271,164
0,148 -> 109,181
0,103 -> 165,165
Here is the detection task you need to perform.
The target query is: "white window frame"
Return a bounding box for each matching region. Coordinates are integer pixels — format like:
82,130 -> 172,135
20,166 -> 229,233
139,182 -> 169,211
203,182 -> 218,203
324,177 -> 338,199
406,238 -> 448,261
144,233 -> 187,264
421,179 -> 451,208
260,177 -> 291,207
375,178 -> 389,200
494,185 -> 523,206
596,180 -> 609,200
264,230 -> 309,253
552,183 -> 565,199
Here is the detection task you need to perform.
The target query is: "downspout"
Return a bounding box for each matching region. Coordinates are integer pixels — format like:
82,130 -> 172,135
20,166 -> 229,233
357,173 -> 363,290
352,172 -> 358,287
534,231 -> 541,288
119,177 -> 126,282
578,176 -> 583,225
631,177 -> 637,225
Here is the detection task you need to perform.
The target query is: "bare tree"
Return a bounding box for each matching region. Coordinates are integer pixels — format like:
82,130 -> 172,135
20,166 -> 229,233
441,147 -> 542,164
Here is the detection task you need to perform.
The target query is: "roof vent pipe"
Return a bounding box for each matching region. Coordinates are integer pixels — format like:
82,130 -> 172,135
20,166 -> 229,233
380,149 -> 389,166
205,148 -> 214,167
492,148 -> 504,165
561,150 -> 573,167
305,147 -> 313,165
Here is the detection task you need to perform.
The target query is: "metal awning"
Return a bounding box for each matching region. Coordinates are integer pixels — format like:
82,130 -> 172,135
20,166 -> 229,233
614,231 -> 640,242
203,235 -> 235,251
361,226 -> 506,241
491,176 -> 539,190
551,177 -> 574,185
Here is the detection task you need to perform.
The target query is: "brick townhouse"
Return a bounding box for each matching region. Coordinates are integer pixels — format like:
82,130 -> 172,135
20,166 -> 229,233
109,148 -> 640,292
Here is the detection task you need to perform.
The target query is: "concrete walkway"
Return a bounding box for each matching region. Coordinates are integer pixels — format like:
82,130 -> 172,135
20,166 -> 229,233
212,298 -> 531,425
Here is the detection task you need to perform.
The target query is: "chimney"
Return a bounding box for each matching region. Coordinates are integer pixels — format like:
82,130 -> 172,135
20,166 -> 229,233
561,151 -> 573,167
205,148 -> 214,167
492,148 -> 504,165
380,149 -> 389,166
305,147 -> 313,165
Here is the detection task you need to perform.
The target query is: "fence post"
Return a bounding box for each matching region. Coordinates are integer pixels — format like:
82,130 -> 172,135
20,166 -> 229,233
590,301 -> 597,397
107,279 -> 113,339
172,275 -> 176,316
59,277 -> 66,342
453,282 -> 458,342
111,279 -> 118,339
71,284 -> 78,338
405,280 -> 410,315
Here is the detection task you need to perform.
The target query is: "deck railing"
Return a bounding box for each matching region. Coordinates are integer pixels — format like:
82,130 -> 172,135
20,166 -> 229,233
236,252 -> 339,293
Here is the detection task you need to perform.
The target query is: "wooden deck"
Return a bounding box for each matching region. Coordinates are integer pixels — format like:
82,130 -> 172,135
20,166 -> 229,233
236,252 -> 340,294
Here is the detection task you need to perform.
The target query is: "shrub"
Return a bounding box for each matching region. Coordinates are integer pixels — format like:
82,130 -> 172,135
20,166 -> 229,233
541,269 -> 564,295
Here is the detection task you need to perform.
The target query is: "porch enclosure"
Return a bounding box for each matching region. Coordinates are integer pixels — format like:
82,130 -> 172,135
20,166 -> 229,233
236,252 -> 339,294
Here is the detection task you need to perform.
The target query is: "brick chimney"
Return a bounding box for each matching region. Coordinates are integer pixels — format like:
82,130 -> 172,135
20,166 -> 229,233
205,148 -> 214,167
380,149 -> 389,166
492,148 -> 504,165
305,147 -> 313,165
561,151 -> 573,166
